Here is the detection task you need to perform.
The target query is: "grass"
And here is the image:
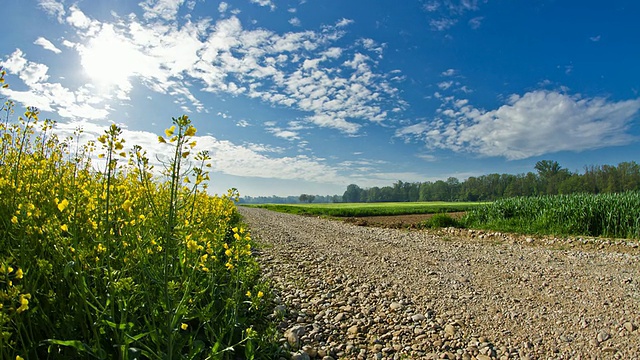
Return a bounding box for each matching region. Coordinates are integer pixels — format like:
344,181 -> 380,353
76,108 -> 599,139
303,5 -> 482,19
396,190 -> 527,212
0,72 -> 279,360
462,192 -> 640,239
242,201 -> 486,217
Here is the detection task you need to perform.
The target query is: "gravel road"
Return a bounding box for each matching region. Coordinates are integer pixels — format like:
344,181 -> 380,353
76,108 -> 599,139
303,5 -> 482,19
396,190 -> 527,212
238,207 -> 640,360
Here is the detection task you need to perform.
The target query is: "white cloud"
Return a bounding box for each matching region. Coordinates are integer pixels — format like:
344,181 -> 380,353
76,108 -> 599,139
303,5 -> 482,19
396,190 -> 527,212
417,154 -> 437,162
335,18 -> 354,27
236,119 -> 249,127
425,0 -> 483,31
468,16 -> 483,29
289,17 -> 301,26
66,5 -> 95,29
590,35 -> 601,42
139,0 -> 186,21
424,1 -> 440,12
0,49 -> 110,120
397,91 -> 640,159
27,3 -> 398,135
38,0 -> 65,22
430,18 -> 457,31
441,68 -> 456,76
249,0 -> 276,11
218,2 -> 228,13
438,81 -> 454,90
34,37 -> 62,54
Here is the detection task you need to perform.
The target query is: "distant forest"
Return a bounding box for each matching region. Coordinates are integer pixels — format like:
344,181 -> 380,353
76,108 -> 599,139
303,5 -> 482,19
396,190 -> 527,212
239,160 -> 640,204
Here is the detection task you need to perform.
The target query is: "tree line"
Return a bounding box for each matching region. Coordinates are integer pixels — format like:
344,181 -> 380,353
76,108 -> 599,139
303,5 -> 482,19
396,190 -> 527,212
342,160 -> 640,203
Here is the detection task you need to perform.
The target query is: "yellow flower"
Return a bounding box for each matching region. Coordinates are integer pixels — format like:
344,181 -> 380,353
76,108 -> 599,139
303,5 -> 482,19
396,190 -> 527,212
257,291 -> 264,298
15,268 -> 23,279
11,216 -> 18,224
97,243 -> 106,253
164,126 -> 176,137
158,136 -> 166,143
122,199 -> 133,212
60,224 -> 69,232
180,323 -> 188,330
16,356 -> 24,360
225,249 -> 232,257
225,262 -> 233,270
184,126 -> 197,137
17,293 -> 31,313
57,199 -> 69,212
186,239 -> 199,252
233,233 -> 241,241
246,291 -> 252,297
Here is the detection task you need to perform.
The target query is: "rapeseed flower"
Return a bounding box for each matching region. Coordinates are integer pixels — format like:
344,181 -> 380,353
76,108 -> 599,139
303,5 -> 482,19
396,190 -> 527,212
180,323 -> 188,330
122,199 -> 132,212
186,239 -> 199,252
17,293 -> 31,313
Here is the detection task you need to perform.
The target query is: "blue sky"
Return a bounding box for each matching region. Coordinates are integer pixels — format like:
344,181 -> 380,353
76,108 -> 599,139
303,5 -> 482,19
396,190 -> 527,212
1,0 -> 639,197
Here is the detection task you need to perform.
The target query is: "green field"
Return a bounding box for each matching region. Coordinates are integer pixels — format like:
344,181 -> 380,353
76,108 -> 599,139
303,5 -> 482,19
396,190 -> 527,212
463,191 -> 640,239
242,201 -> 486,217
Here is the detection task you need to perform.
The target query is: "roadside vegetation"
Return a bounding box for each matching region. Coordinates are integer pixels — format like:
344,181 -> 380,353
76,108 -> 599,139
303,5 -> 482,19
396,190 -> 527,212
243,201 -> 485,217
462,192 -> 640,239
0,70 -> 277,359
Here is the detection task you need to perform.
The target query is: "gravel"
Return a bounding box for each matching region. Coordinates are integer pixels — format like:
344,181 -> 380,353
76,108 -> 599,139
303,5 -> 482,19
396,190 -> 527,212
238,207 -> 640,359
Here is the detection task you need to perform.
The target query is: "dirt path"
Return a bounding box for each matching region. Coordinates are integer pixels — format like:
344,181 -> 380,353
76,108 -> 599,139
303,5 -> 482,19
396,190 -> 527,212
239,207 -> 640,359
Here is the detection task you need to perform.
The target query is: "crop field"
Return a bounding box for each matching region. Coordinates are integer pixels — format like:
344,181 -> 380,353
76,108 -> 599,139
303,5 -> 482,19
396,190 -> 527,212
0,95 -> 276,358
463,192 -> 640,239
243,201 -> 487,217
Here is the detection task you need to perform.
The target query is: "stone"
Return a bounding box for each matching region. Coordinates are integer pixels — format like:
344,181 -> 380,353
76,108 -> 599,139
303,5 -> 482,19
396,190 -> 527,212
624,321 -> 637,332
390,302 -> 403,311
411,314 -> 426,322
444,324 -> 456,337
597,330 -> 610,343
347,325 -> 359,335
476,355 -> 492,360
291,351 -> 311,360
285,325 -> 306,348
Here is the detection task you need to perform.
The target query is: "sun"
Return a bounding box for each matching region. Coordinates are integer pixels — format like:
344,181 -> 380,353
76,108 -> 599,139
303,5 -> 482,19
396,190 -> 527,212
79,26 -> 141,91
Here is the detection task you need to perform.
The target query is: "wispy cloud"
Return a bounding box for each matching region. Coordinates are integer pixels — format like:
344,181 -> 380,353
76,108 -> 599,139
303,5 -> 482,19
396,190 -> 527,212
27,3 -> 394,134
51,121 -> 350,186
139,0 -> 186,21
468,16 -> 483,29
430,18 -> 457,31
34,37 -> 62,54
441,68 -> 456,76
249,0 -> 276,11
590,35 -> 601,42
424,0 -> 483,31
38,0 -> 65,22
289,17 -> 301,26
397,91 -> 640,159
1,49 -> 110,119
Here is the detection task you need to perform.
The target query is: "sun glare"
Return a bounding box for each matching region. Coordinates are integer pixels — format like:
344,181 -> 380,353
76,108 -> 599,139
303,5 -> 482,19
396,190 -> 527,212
79,27 -> 140,91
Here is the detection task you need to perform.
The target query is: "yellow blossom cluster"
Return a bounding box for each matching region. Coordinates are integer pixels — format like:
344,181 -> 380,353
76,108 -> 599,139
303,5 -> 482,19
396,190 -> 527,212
0,86 -> 266,357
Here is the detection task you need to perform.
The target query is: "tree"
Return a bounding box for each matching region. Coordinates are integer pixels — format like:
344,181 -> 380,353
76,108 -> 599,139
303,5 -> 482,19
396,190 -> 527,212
342,184 -> 363,203
299,194 -> 315,203
535,160 -> 562,179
